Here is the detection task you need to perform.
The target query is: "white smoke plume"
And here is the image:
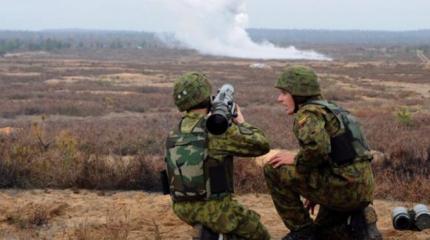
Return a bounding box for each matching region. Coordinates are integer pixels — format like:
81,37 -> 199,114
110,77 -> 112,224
159,0 -> 330,60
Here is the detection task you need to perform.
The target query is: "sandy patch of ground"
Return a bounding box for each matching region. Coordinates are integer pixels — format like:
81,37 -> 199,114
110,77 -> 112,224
45,73 -> 172,87
3,51 -> 50,58
0,72 -> 42,77
0,127 -> 21,136
99,73 -> 171,87
0,190 -> 429,240
360,78 -> 430,98
45,76 -> 94,85
321,67 -> 430,98
320,73 -> 430,102
53,89 -> 140,95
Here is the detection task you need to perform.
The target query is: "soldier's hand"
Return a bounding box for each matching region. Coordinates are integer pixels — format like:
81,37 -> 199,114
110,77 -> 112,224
267,150 -> 295,168
233,104 -> 245,124
304,199 -> 317,215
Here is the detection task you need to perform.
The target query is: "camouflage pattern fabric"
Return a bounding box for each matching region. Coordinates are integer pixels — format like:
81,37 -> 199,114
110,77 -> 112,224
306,100 -> 373,166
264,102 -> 375,234
172,111 -> 271,239
173,196 -> 270,240
293,103 -> 373,173
165,117 -> 208,200
173,72 -> 212,112
275,66 -> 321,96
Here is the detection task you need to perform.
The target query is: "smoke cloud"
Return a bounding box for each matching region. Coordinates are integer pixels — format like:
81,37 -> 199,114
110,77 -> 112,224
160,0 -> 329,60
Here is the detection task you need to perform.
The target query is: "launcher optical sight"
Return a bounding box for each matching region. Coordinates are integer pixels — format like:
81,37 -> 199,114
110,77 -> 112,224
206,84 -> 236,135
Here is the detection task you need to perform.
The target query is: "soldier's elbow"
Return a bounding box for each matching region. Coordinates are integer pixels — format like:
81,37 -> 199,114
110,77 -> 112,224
255,142 -> 270,156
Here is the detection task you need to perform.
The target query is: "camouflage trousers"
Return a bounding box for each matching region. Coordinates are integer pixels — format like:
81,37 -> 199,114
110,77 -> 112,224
263,161 -> 375,236
172,195 -> 271,240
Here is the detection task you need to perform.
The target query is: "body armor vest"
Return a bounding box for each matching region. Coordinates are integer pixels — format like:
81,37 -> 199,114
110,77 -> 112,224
165,117 -> 232,202
307,100 -> 372,165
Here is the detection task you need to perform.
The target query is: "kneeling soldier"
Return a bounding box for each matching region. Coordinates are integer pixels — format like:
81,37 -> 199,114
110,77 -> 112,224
264,66 -> 382,240
164,72 -> 271,240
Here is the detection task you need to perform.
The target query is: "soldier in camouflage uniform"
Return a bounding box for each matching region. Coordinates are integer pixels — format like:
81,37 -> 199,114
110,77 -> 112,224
165,72 -> 271,240
264,66 -> 382,240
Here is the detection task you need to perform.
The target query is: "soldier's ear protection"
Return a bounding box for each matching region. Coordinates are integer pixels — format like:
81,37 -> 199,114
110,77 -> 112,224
392,204 -> 430,231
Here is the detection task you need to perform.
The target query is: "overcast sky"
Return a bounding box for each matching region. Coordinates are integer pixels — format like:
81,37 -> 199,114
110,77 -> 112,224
1,0 -> 429,31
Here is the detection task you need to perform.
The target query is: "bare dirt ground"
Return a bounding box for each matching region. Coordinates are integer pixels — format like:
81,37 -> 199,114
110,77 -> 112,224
0,190 -> 429,240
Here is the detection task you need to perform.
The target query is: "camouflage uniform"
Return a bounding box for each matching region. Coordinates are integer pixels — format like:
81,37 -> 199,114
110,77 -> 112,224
168,73 -> 271,240
265,66 -> 377,240
264,104 -> 375,232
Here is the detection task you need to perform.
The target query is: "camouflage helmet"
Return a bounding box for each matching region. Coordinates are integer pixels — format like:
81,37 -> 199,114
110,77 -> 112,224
173,72 -> 212,112
275,65 -> 321,96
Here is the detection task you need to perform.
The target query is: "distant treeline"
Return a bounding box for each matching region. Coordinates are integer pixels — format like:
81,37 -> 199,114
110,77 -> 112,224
248,29 -> 430,46
0,30 -> 168,55
1,29 -> 430,55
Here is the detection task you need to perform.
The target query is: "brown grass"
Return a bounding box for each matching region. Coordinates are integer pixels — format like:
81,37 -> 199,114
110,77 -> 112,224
0,49 -> 429,203
73,207 -> 131,240
1,190 -> 429,239
5,202 -> 68,229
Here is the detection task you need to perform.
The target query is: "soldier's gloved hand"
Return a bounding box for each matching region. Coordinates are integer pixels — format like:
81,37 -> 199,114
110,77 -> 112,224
304,199 -> 317,215
267,150 -> 295,168
233,104 -> 245,125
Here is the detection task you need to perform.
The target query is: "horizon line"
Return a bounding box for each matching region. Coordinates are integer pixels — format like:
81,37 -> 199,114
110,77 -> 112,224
0,28 -> 430,33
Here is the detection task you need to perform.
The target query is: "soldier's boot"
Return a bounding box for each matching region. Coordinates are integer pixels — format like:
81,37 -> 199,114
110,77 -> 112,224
223,235 -> 246,240
282,225 -> 317,240
348,206 -> 383,240
192,225 -> 222,240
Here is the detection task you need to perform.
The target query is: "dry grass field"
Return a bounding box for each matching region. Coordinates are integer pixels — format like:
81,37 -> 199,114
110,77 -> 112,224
0,48 -> 429,239
1,190 -> 430,240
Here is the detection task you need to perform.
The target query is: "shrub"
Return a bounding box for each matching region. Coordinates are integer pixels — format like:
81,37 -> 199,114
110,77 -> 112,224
395,106 -> 413,126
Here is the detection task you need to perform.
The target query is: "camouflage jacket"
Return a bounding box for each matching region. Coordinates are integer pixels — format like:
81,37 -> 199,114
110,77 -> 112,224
293,102 -> 372,174
180,111 -> 270,197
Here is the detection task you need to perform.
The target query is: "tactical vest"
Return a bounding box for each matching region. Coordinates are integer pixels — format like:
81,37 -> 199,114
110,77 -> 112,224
307,100 -> 372,166
165,117 -> 232,202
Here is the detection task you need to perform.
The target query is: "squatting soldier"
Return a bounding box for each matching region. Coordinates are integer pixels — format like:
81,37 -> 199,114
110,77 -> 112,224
264,66 -> 382,240
164,72 -> 271,240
